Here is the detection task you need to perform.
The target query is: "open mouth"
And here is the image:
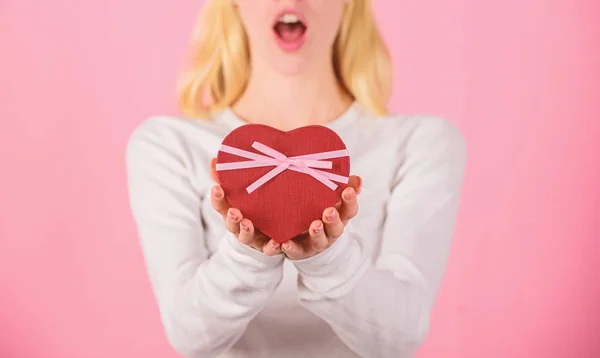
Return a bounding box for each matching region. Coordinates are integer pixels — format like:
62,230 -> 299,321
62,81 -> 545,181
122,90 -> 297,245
273,12 -> 307,45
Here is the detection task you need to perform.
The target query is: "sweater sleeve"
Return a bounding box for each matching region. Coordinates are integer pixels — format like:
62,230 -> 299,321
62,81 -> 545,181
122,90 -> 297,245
290,117 -> 467,358
125,119 -> 285,358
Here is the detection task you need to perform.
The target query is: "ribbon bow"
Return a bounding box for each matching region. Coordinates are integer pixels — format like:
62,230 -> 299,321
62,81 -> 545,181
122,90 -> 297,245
216,141 -> 350,194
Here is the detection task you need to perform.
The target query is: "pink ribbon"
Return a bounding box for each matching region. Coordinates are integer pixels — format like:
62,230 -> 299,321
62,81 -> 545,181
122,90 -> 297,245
216,141 -> 350,194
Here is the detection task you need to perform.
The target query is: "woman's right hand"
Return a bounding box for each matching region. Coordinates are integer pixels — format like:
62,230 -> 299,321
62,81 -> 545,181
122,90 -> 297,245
210,159 -> 282,256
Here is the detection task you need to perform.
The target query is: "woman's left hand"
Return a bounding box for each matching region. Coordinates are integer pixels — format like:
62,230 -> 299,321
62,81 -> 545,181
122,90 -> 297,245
281,175 -> 362,260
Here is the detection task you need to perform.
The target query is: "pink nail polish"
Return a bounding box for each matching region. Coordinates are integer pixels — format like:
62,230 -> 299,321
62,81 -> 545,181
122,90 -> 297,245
344,189 -> 355,200
327,209 -> 337,220
228,210 -> 236,221
212,187 -> 222,198
314,222 -> 323,233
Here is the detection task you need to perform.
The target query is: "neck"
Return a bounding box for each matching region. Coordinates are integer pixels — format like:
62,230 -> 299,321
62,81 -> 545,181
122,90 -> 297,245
231,55 -> 354,131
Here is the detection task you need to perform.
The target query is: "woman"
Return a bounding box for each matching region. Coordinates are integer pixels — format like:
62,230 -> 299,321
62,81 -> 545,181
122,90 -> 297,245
125,0 -> 466,357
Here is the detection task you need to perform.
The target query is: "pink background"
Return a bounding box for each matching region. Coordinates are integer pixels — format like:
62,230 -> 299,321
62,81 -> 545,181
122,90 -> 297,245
1,0 -> 599,357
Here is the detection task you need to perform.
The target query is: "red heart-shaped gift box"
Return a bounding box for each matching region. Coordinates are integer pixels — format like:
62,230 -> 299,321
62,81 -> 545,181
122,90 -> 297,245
215,124 -> 350,243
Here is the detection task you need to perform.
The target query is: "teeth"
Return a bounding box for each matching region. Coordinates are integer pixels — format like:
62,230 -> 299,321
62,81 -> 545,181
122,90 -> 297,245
278,13 -> 300,24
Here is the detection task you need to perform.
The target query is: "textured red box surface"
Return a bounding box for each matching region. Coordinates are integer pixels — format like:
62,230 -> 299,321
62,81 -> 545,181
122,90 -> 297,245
216,124 -> 350,243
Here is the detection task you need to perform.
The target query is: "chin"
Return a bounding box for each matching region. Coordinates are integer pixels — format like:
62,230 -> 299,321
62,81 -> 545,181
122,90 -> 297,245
269,55 -> 311,76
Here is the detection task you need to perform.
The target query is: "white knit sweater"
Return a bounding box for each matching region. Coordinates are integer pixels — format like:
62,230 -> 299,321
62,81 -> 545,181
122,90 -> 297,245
125,102 -> 467,358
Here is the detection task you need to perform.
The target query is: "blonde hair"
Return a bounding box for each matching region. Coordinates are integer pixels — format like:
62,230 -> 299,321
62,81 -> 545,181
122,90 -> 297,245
177,0 -> 392,118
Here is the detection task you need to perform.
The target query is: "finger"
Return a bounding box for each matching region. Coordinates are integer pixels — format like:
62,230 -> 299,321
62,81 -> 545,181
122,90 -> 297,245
339,187 -> 359,225
210,158 -> 218,183
238,218 -> 254,245
211,185 -> 231,220
253,229 -> 271,243
322,207 -> 344,239
334,175 -> 361,210
308,220 -> 328,252
262,239 -> 282,256
225,208 -> 242,235
241,220 -> 267,251
281,239 -> 305,260
347,175 -> 362,194
334,199 -> 342,211
239,220 -> 270,251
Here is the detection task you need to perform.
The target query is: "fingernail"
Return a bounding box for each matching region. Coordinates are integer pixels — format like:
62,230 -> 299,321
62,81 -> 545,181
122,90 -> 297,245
212,187 -> 222,198
282,243 -> 291,251
314,222 -> 323,233
344,188 -> 355,200
227,210 -> 237,221
326,209 -> 337,221
240,222 -> 248,231
271,241 -> 279,249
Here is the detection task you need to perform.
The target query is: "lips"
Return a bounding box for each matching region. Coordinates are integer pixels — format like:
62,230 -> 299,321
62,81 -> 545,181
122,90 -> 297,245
272,9 -> 308,51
